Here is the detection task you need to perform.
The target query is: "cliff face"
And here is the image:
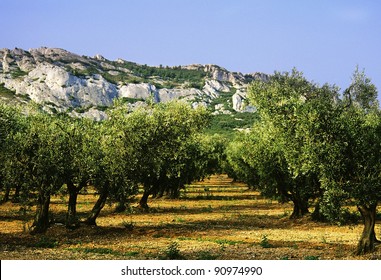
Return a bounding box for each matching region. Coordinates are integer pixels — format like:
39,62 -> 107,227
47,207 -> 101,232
0,47 -> 268,120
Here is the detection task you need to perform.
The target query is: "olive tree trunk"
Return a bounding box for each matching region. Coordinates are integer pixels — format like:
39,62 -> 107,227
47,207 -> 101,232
84,189 -> 108,226
12,185 -> 21,203
290,197 -> 309,219
66,181 -> 80,229
356,203 -> 379,255
30,192 -> 51,234
139,189 -> 151,209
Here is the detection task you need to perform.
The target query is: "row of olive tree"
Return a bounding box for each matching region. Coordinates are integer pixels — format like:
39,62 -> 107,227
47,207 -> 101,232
0,100 -> 220,234
226,68 -> 381,254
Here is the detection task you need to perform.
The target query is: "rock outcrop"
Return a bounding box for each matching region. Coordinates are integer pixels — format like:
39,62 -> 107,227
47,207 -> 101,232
0,47 -> 268,118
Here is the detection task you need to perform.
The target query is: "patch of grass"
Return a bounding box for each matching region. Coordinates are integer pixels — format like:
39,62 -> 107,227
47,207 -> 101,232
259,235 -> 273,248
68,247 -> 138,257
281,210 -> 291,218
173,216 -> 186,223
152,232 -> 169,238
215,239 -> 242,246
177,237 -> 192,241
321,235 -> 328,244
122,221 -> 135,230
33,237 -> 59,248
201,205 -> 213,213
159,241 -> 184,260
124,251 -> 139,257
196,250 -> 219,260
83,248 -> 114,254
69,247 -> 114,255
304,255 -> 320,260
64,240 -> 83,246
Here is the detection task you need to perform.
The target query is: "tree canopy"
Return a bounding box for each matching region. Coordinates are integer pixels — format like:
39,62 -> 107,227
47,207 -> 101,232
227,68 -> 380,254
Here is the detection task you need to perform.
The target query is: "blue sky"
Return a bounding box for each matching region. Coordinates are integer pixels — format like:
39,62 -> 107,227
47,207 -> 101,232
1,0 -> 380,93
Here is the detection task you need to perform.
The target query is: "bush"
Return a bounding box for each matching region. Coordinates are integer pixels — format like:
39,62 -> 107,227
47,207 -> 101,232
160,242 -> 184,260
259,235 -> 273,248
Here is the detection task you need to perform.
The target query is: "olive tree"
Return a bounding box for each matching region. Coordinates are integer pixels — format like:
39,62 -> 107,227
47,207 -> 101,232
8,110 -> 68,233
246,67 -> 381,254
312,69 -> 381,254
55,116 -> 99,228
153,133 -> 225,199
84,116 -> 139,225
0,103 -> 22,202
117,101 -> 210,209
147,102 -> 209,207
242,69 -> 334,218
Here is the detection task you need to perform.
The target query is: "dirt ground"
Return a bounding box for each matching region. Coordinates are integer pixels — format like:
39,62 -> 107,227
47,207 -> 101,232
0,175 -> 380,260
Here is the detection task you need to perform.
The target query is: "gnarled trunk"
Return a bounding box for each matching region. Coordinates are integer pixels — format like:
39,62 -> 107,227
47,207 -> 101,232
290,197 -> 309,219
311,199 -> 327,222
12,185 -> 21,203
30,192 -> 51,234
66,181 -> 80,229
356,203 -> 378,255
139,189 -> 151,209
84,189 -> 108,226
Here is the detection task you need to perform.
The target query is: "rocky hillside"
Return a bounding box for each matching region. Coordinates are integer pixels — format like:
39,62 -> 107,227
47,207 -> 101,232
0,47 -> 268,121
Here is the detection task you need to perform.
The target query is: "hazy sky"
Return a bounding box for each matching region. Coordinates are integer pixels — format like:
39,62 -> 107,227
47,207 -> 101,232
1,0 -> 380,93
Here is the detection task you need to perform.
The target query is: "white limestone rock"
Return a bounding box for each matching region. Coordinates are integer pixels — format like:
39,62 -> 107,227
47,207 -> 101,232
1,62 -> 118,108
157,88 -> 203,103
118,83 -> 158,102
0,47 -> 268,118
203,79 -> 230,98
232,92 -> 244,112
232,91 -> 256,112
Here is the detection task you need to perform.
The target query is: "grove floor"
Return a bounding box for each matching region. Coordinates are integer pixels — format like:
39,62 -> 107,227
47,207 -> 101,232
0,175 -> 380,260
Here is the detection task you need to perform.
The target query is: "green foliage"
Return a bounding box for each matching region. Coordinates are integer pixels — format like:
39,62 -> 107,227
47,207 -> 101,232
227,69 -> 340,218
225,133 -> 259,187
196,250 -> 219,260
0,83 -> 16,98
10,68 -> 28,78
33,237 -> 59,248
209,90 -> 236,109
122,221 -> 135,230
120,97 -> 145,104
205,112 -> 259,137
68,247 -> 121,256
81,248 -> 114,255
109,100 -> 212,207
66,58 -> 209,88
259,235 -> 273,248
66,65 -> 99,78
114,61 -> 208,85
160,242 -> 184,260
0,100 -> 216,230
215,239 -> 242,246
343,66 -> 378,109
228,66 -> 381,254
304,255 -> 320,260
